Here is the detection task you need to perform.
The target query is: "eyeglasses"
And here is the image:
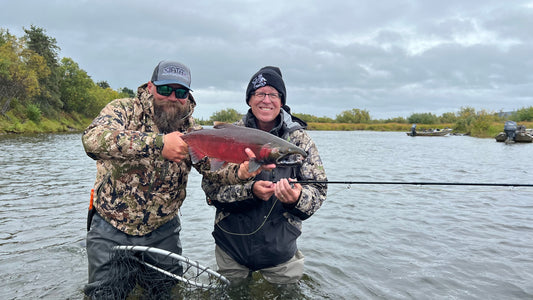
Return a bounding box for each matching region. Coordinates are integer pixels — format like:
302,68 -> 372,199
156,85 -> 189,98
252,92 -> 281,101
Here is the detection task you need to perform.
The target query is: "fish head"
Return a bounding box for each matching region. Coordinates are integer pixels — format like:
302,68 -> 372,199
259,142 -> 307,166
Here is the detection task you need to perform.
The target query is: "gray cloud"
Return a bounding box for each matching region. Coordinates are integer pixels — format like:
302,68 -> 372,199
2,0 -> 532,120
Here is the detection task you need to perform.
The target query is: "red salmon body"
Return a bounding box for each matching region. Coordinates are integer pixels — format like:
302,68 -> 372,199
181,123 -> 307,171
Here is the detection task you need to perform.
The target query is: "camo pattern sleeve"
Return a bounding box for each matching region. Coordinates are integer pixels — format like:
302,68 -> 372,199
82,91 -> 249,235
194,161 -> 249,187
201,128 -> 327,225
286,129 -> 328,220
201,172 -> 256,204
82,97 -> 164,160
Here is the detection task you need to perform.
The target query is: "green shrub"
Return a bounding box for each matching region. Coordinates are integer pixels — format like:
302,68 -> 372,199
26,104 -> 42,124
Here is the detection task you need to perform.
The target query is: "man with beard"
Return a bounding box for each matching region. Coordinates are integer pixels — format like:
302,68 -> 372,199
82,61 -> 259,299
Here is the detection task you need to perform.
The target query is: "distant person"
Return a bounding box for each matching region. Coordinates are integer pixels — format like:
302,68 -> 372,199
411,123 -> 417,136
201,66 -> 328,285
82,60 -> 258,299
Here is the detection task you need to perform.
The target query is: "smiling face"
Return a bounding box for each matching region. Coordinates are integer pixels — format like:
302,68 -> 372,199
249,85 -> 282,132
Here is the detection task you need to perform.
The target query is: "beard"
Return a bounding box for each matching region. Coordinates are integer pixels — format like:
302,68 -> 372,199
153,99 -> 192,134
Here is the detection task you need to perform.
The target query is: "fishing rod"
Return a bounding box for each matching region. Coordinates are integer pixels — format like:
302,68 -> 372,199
292,181 -> 533,187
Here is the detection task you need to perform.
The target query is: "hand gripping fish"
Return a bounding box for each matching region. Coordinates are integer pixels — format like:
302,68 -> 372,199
181,123 -> 307,172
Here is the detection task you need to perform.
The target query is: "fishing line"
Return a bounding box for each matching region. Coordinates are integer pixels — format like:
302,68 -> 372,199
327,184 -> 352,197
292,181 -> 533,187
216,198 -> 279,236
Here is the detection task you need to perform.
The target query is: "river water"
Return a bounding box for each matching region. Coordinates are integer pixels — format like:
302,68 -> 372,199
0,131 -> 532,299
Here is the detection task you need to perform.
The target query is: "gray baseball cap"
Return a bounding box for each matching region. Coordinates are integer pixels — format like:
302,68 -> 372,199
151,60 -> 192,89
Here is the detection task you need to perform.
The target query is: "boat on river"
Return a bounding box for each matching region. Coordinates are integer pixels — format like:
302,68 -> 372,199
495,121 -> 533,143
406,128 -> 453,137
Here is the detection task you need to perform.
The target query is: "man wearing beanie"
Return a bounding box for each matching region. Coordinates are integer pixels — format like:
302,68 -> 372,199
82,60 -> 257,298
202,66 -> 328,285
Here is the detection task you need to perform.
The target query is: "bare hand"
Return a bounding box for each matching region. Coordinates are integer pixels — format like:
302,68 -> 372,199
237,148 -> 276,180
252,180 -> 275,201
161,132 -> 189,163
275,178 -> 302,204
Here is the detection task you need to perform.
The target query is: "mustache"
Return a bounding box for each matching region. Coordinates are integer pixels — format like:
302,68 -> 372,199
153,100 -> 192,133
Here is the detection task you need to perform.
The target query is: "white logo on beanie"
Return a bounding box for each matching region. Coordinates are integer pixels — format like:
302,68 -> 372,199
252,74 -> 267,89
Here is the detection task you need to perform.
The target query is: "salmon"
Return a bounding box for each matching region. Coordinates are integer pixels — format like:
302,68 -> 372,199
181,123 -> 307,172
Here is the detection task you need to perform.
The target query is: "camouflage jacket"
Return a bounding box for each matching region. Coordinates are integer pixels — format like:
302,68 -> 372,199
203,109 -> 327,225
82,84 -> 244,236
202,109 -> 327,269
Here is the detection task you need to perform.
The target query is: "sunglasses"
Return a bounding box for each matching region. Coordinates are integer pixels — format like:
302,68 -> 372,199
156,85 -> 189,98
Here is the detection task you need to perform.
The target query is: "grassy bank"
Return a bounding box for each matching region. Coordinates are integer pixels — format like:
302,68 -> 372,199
0,112 -> 91,134
2,114 -> 531,139
308,122 -> 455,132
307,121 -> 533,139
307,122 -> 432,132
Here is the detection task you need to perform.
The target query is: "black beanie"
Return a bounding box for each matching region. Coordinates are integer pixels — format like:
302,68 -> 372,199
246,66 -> 286,105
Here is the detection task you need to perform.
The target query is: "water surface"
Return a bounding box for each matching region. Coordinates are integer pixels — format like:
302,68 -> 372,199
0,131 -> 532,299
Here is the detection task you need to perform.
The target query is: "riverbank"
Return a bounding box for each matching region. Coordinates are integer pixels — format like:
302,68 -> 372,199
0,112 -> 91,134
307,121 -> 533,138
1,113 -> 531,139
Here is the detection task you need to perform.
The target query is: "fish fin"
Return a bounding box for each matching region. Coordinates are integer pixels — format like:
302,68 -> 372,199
209,158 -> 227,171
213,122 -> 238,130
186,125 -> 203,133
188,147 -> 206,164
248,158 -> 262,173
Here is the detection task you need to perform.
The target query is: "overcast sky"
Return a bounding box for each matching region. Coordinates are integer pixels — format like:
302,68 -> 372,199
2,0 -> 532,120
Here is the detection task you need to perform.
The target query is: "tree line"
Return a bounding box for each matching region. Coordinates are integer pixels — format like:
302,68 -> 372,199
204,106 -> 533,134
1,25 -> 133,125
1,26 -> 532,134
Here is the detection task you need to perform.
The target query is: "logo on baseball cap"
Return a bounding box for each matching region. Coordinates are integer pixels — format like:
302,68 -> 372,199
151,60 -> 192,90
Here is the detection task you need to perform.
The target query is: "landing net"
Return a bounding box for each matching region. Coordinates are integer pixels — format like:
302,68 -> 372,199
87,245 -> 230,299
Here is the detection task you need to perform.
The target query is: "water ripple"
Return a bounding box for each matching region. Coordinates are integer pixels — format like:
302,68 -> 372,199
1,132 -> 533,299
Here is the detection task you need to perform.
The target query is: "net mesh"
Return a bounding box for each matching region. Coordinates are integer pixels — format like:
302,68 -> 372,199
87,246 -> 230,300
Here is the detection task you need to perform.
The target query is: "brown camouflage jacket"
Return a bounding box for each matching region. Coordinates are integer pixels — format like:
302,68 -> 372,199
82,84 -> 244,236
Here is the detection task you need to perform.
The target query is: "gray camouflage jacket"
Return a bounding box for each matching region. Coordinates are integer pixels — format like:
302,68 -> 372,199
202,109 -> 328,269
82,84 -> 244,236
